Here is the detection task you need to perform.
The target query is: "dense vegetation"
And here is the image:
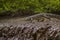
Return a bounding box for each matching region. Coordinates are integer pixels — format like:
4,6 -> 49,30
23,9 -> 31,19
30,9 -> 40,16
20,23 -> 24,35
0,0 -> 60,15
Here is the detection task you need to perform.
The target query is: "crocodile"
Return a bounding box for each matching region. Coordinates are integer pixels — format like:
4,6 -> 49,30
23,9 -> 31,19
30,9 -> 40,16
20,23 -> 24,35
0,13 -> 60,40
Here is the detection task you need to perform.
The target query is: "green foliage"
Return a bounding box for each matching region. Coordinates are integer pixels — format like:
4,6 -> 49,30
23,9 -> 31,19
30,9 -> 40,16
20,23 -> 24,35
0,0 -> 60,15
